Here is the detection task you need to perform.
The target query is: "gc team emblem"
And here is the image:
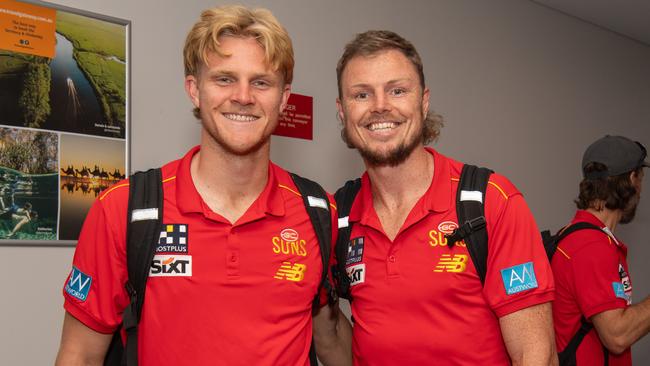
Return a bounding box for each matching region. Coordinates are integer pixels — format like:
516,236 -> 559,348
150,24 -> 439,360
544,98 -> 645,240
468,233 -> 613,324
274,262 -> 307,282
438,221 -> 458,234
65,266 -> 92,301
281,228 -> 299,242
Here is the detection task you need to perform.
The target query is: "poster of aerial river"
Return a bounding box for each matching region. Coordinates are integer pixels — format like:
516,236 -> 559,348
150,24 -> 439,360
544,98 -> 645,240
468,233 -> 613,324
0,1 -> 129,243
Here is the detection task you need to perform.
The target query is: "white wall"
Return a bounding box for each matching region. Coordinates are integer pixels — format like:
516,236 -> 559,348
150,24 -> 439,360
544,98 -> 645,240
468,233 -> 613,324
1,0 -> 649,364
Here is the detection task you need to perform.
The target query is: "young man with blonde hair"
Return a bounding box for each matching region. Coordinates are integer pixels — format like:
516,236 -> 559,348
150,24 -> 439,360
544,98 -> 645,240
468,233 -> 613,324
55,6 -> 350,365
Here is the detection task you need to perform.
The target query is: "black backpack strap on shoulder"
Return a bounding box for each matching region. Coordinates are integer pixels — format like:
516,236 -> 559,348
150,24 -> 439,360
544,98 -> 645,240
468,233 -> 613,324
558,316 -> 595,366
333,178 -> 362,300
289,173 -> 335,309
121,168 -> 164,366
556,222 -> 603,242
445,164 -> 493,285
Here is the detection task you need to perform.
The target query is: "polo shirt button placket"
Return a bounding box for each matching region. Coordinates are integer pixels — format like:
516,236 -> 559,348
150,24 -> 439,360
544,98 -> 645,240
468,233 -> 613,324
226,227 -> 240,277
387,254 -> 399,276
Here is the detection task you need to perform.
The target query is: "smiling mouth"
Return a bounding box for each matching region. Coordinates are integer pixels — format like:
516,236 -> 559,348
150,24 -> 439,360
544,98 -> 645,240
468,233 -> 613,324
222,113 -> 260,122
366,121 -> 400,131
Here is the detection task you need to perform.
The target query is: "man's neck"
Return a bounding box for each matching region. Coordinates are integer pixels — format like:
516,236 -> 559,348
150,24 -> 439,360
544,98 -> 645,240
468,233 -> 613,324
585,207 -> 622,232
365,146 -> 434,240
191,132 -> 271,223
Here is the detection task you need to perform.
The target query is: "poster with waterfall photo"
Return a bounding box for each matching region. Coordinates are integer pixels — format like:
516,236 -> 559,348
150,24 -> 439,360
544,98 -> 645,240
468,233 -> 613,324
0,0 -> 129,244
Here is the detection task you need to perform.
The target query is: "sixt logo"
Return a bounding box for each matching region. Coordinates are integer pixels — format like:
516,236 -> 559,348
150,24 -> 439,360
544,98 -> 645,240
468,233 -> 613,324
346,263 -> 365,286
65,266 -> 92,301
500,262 -> 538,295
434,254 -> 468,273
150,255 -> 192,277
274,262 -> 306,282
272,228 -> 307,257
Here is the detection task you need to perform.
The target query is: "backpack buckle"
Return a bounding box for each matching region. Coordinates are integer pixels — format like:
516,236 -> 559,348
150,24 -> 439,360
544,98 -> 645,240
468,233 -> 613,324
445,216 -> 486,248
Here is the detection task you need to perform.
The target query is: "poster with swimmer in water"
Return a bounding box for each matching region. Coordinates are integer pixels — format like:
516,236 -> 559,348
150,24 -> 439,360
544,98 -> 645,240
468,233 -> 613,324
0,1 -> 128,243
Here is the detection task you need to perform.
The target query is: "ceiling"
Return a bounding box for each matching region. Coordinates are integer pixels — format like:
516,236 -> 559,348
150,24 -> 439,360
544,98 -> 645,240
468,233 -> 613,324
532,0 -> 650,46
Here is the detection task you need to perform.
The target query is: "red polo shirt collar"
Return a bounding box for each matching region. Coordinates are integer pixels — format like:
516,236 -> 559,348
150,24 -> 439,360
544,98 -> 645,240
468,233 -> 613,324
175,146 -> 285,223
348,147 -> 452,230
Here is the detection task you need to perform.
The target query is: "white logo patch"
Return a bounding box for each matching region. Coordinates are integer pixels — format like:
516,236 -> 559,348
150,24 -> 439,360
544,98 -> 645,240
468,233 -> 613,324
346,263 -> 365,286
150,255 -> 192,277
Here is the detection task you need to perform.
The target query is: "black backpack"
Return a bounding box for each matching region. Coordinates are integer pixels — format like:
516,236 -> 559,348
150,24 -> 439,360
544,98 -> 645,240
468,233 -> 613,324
333,164 -> 607,365
104,168 -> 334,366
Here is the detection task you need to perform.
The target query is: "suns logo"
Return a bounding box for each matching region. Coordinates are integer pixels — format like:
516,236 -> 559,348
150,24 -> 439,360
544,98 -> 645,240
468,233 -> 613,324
273,228 -> 307,256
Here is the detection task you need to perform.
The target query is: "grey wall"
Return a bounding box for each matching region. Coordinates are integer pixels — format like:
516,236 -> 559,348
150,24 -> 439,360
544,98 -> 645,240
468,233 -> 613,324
1,0 -> 648,364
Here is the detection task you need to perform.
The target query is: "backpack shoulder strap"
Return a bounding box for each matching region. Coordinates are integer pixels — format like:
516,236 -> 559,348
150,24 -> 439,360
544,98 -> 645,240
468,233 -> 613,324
122,168 -> 164,366
289,173 -> 335,308
333,178 -> 362,300
445,164 -> 493,285
556,221 -> 603,242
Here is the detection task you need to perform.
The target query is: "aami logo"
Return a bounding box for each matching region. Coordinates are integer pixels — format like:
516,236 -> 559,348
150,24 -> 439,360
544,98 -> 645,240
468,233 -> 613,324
281,228 -> 299,242
274,262 -> 307,282
438,221 -> 458,234
434,254 -> 468,273
150,255 -> 192,277
272,229 -> 307,257
65,266 -> 92,301
346,263 -> 366,286
500,262 -> 538,295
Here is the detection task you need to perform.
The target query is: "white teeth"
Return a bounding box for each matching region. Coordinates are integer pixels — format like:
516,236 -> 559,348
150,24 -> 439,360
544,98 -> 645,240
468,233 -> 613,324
367,122 -> 397,131
223,113 -> 258,122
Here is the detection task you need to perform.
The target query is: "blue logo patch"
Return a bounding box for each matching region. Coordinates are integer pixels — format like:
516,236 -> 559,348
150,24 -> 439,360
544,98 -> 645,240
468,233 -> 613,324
156,224 -> 188,253
346,237 -> 364,265
500,262 -> 538,295
65,266 -> 92,301
612,282 -> 628,301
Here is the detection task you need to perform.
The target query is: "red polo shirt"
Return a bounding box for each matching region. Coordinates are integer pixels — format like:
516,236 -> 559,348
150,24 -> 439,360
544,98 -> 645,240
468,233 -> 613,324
63,146 -> 335,365
552,210 -> 632,366
343,147 -> 554,365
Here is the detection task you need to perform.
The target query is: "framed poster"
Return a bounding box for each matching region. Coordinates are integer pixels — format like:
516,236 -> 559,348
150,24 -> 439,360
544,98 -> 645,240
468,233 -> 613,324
0,0 -> 130,245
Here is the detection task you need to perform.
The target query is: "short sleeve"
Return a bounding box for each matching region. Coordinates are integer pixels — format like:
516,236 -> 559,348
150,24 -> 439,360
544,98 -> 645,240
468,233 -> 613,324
62,195 -> 129,334
571,242 -> 627,319
482,178 -> 554,318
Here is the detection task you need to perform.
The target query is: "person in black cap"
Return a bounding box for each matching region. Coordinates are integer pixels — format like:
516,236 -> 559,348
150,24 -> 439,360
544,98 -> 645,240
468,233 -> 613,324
551,135 -> 649,366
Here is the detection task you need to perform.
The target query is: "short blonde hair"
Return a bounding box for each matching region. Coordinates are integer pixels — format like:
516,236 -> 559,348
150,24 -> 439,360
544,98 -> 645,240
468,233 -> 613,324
183,5 -> 294,84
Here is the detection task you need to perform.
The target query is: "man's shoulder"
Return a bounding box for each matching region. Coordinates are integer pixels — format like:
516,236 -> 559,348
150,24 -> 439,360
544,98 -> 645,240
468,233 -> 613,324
557,223 -> 613,256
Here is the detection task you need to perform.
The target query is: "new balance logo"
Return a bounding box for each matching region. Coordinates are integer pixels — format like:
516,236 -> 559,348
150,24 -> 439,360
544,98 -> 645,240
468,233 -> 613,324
274,262 -> 306,282
434,254 -> 468,273
65,266 -> 92,301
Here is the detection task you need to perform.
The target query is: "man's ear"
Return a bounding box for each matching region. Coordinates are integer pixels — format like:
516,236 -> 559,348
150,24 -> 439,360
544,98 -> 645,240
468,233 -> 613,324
185,75 -> 200,108
336,98 -> 345,124
421,87 -> 430,118
280,83 -> 292,112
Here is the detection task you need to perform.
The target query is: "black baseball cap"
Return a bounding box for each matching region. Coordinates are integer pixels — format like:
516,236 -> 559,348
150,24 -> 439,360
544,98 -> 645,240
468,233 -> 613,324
582,135 -> 650,179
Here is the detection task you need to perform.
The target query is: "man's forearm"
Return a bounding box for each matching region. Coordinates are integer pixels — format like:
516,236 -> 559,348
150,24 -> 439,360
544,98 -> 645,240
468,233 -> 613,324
500,302 -> 558,366
593,296 -> 650,354
313,303 -> 353,366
